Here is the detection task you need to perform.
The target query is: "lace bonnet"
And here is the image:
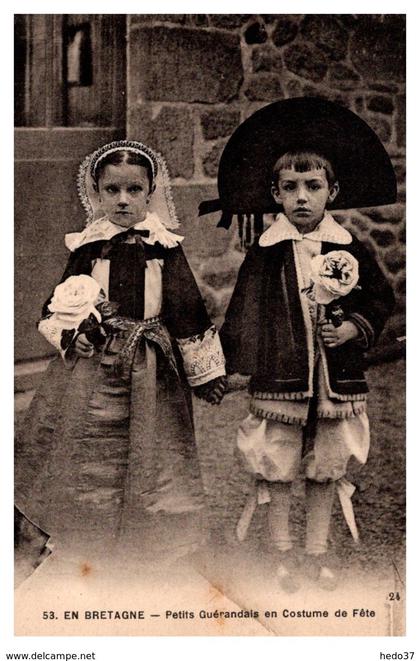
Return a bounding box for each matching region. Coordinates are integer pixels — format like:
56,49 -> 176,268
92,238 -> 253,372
77,140 -> 180,229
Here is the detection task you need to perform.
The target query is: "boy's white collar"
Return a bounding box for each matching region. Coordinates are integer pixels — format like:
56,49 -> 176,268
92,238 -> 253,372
65,212 -> 184,252
259,212 -> 352,246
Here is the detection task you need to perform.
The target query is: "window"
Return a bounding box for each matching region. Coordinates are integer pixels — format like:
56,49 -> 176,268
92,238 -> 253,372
14,14 -> 126,128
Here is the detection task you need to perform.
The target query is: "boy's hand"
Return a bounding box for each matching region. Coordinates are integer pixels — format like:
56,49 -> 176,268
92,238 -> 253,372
226,373 -> 251,392
320,321 -> 359,348
74,333 -> 95,358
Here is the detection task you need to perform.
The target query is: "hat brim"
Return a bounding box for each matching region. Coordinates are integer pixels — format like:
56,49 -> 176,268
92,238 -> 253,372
217,97 -> 397,214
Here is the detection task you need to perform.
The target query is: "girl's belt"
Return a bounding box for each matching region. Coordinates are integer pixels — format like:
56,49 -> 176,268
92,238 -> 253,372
102,315 -> 178,377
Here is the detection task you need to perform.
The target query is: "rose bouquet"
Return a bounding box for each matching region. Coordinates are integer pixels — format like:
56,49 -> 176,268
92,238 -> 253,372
304,250 -> 360,327
46,275 -> 119,352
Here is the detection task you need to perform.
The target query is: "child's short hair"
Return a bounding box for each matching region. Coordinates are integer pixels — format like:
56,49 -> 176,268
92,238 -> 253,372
272,151 -> 337,187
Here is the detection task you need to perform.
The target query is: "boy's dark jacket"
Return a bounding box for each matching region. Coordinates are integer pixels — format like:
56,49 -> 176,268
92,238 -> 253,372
220,232 -> 395,397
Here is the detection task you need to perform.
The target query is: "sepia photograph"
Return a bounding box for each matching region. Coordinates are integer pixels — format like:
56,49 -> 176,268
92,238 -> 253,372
12,11 -> 406,641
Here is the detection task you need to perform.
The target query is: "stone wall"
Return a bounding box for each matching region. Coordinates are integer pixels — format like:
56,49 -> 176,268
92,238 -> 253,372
127,14 -> 405,338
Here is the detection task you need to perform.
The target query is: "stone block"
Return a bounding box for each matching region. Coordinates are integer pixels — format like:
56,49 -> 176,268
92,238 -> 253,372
368,82 -> 401,94
244,73 -> 284,101
394,273 -> 406,296
190,15 -> 209,27
349,15 -> 405,82
397,187 -> 406,204
128,106 -> 194,180
384,311 -> 405,336
396,94 -> 406,148
354,97 -> 365,114
363,114 -> 392,144
130,26 -> 243,103
392,161 -> 406,185
244,21 -> 268,44
393,296 -> 406,315
202,268 -> 240,290
131,15 -> 188,25
202,142 -> 225,178
398,226 -> 406,244
301,86 -> 351,108
198,281 -> 238,323
300,15 -> 349,61
198,252 -> 245,286
171,184 -> 237,267
364,205 -> 405,226
272,17 -> 299,47
383,247 -> 405,274
262,15 -> 283,24
335,15 -> 361,30
328,63 -> 361,90
197,283 -> 221,322
252,46 -> 283,73
201,108 -> 241,140
367,95 -> 394,115
346,215 -> 371,234
158,15 -> 188,24
285,78 -> 303,97
208,15 -> 249,29
284,43 -> 328,82
370,228 -> 396,248
219,288 -> 237,318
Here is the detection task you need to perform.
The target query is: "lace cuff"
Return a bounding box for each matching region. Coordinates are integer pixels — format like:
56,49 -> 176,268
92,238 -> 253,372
176,325 -> 226,386
38,315 -> 78,367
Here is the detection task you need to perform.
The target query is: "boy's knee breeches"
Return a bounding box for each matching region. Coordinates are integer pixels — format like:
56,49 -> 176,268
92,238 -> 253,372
237,412 -> 370,483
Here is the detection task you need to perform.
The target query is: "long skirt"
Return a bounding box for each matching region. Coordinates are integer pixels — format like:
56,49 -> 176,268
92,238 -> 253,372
15,335 -> 205,566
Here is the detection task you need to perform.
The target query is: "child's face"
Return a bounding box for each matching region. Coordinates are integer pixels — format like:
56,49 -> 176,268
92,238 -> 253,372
98,162 -> 152,228
272,167 -> 339,233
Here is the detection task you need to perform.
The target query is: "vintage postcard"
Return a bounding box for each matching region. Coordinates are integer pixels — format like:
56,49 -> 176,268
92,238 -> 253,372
11,9 -> 408,648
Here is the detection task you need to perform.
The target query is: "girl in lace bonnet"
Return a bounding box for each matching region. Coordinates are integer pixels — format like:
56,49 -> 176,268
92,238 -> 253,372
15,140 -> 227,573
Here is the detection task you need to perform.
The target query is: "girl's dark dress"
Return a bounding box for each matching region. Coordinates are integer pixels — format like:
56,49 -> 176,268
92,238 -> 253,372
15,213 -> 226,564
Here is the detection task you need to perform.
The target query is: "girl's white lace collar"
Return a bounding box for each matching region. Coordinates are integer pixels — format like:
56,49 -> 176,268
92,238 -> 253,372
65,212 -> 184,252
259,212 -> 352,247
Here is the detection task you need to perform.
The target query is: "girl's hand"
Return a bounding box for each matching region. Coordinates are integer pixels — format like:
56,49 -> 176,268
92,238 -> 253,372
207,375 -> 228,405
320,321 -> 359,349
194,376 -> 228,405
74,333 -> 95,358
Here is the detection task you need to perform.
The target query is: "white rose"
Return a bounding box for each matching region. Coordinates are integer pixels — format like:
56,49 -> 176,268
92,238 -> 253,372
310,251 -> 359,305
48,275 -> 102,328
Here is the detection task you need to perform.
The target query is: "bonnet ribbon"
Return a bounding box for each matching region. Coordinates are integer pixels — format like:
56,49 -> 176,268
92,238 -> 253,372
100,228 -> 150,259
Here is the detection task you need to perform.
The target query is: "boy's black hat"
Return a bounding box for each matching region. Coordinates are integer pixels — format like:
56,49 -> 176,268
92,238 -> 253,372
199,97 -> 397,227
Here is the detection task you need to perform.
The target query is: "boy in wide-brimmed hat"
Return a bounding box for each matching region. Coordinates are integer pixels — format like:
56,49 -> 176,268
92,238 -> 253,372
210,98 -> 396,591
